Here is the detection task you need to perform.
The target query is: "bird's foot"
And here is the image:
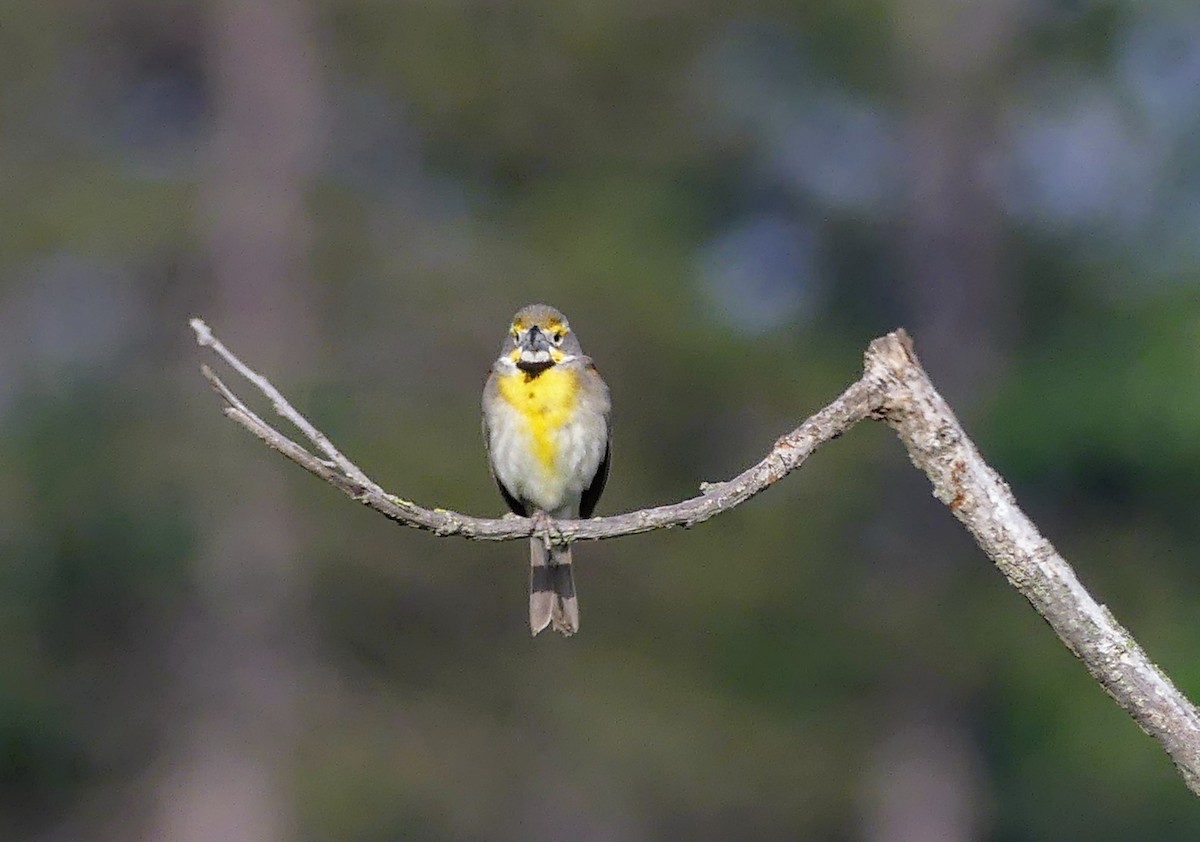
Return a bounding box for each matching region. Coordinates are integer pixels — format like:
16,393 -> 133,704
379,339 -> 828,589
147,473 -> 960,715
531,510 -> 556,551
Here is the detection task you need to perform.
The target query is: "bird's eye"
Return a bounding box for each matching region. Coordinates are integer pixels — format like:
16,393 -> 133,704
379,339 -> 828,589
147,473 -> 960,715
552,332 -> 563,344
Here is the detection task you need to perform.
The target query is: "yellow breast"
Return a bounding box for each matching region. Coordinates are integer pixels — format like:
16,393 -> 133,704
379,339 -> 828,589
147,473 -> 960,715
496,367 -> 579,471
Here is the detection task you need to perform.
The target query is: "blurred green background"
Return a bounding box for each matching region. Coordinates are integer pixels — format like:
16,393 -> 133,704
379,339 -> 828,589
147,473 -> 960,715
2,0 -> 1200,839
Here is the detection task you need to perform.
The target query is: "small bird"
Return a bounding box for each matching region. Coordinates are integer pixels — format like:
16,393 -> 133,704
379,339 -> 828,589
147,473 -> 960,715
482,304 -> 611,636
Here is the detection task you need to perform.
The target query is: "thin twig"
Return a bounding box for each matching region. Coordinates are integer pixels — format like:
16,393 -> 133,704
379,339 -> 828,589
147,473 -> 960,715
190,317 -> 1200,796
191,318 -> 378,492
190,319 -> 876,539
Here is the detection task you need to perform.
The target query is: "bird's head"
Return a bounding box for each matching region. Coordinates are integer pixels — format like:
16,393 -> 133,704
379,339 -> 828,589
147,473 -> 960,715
502,304 -> 582,374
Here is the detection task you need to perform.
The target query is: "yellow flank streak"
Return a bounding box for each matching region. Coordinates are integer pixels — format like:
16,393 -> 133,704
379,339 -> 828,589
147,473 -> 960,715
496,367 -> 579,471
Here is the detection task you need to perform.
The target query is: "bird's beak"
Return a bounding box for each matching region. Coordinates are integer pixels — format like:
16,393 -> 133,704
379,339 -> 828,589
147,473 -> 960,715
524,325 -> 551,352
518,326 -> 553,364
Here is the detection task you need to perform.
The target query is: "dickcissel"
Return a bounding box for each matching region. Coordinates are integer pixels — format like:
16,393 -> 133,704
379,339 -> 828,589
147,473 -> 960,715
482,304 -> 611,636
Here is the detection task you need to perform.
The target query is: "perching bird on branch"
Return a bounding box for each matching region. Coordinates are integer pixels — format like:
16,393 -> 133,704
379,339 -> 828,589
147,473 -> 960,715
482,304 -> 612,636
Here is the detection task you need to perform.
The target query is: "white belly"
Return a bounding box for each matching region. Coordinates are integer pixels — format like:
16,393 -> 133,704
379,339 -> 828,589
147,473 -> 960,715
488,400 -> 607,516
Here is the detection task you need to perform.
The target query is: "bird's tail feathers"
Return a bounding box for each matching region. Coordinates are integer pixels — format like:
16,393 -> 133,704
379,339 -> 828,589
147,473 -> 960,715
529,539 -> 579,636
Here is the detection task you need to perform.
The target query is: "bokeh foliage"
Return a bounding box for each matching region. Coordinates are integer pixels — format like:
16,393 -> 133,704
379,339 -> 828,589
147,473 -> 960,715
1,0 -> 1199,839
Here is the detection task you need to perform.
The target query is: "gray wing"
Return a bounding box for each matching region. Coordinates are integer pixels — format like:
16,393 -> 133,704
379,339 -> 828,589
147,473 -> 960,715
579,433 -> 609,519
578,360 -> 611,519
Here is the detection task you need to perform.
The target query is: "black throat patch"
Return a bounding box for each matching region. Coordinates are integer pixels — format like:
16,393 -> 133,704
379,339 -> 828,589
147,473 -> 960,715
516,360 -> 555,379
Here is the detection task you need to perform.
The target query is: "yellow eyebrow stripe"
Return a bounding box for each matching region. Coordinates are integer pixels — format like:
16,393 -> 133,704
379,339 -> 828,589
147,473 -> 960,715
510,318 -> 570,334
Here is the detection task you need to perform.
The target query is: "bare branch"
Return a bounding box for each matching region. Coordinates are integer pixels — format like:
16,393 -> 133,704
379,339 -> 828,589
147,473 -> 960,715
189,318 -> 877,540
862,332 -> 1200,797
190,318 -> 1200,795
